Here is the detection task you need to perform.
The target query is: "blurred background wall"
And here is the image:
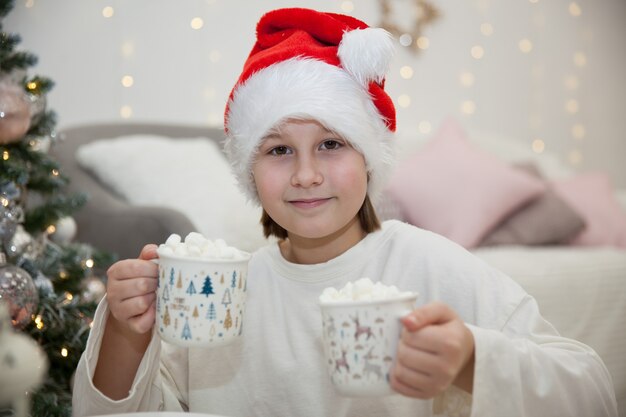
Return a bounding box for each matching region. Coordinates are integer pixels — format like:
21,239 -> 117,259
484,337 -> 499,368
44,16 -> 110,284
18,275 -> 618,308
4,0 -> 625,186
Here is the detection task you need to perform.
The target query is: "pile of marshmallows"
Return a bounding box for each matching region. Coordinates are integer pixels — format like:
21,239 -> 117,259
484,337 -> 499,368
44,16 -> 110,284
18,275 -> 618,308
157,232 -> 247,260
320,278 -> 414,303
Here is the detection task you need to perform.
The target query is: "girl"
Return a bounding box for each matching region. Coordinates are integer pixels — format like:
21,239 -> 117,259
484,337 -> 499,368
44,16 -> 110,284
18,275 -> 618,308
72,8 -> 617,417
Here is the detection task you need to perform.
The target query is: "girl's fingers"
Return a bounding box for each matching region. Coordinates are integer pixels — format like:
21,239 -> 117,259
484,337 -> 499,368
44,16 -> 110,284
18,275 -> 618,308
110,277 -> 158,302
390,369 -> 433,399
108,259 -> 158,282
401,301 -> 457,332
103,251 -> 159,334
396,341 -> 438,374
392,359 -> 452,399
111,292 -> 156,322
400,324 -> 444,353
138,244 -> 158,261
127,299 -> 156,334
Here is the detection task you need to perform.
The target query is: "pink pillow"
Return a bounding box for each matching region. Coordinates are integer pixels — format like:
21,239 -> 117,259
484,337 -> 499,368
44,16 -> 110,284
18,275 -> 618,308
552,172 -> 626,248
386,118 -> 546,248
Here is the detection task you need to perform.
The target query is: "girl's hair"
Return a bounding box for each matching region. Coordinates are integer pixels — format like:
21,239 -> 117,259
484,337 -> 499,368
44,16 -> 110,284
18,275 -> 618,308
260,195 -> 381,239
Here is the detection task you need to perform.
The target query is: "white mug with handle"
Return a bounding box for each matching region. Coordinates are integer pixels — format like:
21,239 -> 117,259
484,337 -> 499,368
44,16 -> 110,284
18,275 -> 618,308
319,292 -> 418,396
153,243 -> 251,348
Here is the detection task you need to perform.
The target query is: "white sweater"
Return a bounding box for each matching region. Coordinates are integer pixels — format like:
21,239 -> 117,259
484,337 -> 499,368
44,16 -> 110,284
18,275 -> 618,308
72,220 -> 617,417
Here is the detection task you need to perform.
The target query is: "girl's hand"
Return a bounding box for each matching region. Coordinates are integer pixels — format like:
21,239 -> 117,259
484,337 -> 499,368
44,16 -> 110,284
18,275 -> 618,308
390,301 -> 475,398
105,244 -> 159,334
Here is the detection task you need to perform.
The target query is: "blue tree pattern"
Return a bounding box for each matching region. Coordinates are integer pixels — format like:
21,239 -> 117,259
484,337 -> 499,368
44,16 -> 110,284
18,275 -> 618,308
169,268 -> 175,286
222,288 -> 232,307
201,275 -> 214,297
186,280 -> 197,295
181,318 -> 192,340
206,302 -> 216,320
231,271 -> 237,289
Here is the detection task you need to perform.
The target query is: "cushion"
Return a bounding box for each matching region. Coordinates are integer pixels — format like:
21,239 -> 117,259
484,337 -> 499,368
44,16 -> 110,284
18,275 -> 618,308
76,135 -> 268,252
552,172 -> 626,248
385,118 -> 546,248
480,163 -> 586,246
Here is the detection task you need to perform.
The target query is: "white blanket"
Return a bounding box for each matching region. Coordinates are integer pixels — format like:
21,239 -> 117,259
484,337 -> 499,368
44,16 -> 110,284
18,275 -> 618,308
474,245 -> 626,416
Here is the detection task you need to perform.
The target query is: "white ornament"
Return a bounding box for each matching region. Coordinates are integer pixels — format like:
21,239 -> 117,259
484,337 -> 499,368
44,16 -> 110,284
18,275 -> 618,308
29,135 -> 51,153
50,216 -> 77,244
81,276 -> 106,303
0,303 -> 48,417
9,225 -> 32,254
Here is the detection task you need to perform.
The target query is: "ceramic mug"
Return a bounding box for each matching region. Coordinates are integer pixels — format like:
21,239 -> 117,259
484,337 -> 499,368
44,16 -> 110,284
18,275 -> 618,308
155,250 -> 251,347
319,292 -> 419,396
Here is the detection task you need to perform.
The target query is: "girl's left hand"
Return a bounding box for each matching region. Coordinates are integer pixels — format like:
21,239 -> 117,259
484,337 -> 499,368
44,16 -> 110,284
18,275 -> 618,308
390,301 -> 475,399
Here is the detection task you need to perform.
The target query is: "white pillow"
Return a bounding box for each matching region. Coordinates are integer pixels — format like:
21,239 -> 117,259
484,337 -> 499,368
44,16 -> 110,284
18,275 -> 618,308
76,134 -> 268,252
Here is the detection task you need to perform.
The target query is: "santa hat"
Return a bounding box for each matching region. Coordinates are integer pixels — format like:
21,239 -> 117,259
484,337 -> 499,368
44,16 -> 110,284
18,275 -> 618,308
224,7 -> 396,204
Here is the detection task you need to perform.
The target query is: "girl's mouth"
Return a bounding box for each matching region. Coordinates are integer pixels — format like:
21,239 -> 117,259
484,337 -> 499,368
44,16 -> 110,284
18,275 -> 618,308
289,198 -> 332,209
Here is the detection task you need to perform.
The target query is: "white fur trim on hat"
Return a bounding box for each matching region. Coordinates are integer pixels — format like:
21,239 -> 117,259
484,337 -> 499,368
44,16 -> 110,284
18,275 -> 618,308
224,58 -> 395,206
338,27 -> 395,86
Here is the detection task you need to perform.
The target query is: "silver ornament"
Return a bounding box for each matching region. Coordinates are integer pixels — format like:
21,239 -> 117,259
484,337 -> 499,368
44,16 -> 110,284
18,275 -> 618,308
33,272 -> 54,299
0,253 -> 39,329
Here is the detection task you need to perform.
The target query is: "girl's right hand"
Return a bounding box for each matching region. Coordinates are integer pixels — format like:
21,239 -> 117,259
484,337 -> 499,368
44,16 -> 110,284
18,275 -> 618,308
105,244 -> 159,334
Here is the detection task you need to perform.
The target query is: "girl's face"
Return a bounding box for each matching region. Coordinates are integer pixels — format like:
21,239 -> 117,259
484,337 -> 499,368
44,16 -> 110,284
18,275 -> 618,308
252,119 -> 368,242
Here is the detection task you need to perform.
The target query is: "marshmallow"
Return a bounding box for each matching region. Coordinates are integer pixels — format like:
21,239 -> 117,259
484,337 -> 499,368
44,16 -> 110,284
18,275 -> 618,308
165,234 -> 182,245
319,278 -> 413,302
158,232 -> 247,260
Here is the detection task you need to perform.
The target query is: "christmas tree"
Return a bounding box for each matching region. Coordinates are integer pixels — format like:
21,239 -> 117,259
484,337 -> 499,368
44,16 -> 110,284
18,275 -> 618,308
186,279 -> 197,295
201,274 -> 214,297
0,1 -> 113,416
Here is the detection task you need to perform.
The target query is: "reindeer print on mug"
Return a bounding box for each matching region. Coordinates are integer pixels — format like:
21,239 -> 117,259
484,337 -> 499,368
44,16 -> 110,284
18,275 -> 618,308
321,305 -> 396,388
320,292 -> 418,396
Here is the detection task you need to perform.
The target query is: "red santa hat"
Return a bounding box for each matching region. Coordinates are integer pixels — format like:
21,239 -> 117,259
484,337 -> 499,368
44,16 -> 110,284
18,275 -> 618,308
224,7 -> 396,204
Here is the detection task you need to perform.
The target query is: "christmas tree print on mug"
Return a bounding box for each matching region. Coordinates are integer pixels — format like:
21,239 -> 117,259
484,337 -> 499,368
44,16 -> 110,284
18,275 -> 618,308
155,233 -> 251,347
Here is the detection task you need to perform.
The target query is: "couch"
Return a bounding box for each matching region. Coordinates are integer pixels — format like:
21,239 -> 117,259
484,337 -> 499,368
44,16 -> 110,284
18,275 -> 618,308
53,122 -> 626,415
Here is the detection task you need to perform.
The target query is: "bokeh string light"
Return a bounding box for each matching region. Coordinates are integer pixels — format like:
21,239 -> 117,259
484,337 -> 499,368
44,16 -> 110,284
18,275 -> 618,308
18,0 -> 600,183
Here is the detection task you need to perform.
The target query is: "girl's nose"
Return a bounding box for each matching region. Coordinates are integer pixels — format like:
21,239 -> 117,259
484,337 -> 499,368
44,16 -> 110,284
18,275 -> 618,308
291,155 -> 323,188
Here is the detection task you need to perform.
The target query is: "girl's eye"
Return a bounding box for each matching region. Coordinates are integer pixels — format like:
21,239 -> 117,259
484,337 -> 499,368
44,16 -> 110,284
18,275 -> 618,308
321,140 -> 342,150
269,146 -> 290,156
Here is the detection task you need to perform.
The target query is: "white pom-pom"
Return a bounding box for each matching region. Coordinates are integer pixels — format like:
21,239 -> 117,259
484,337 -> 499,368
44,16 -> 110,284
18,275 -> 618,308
337,27 -> 395,86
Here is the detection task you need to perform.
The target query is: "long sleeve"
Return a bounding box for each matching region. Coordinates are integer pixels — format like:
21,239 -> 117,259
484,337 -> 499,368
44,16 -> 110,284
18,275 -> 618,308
467,295 -> 618,417
71,221 -> 619,416
71,298 -> 187,416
